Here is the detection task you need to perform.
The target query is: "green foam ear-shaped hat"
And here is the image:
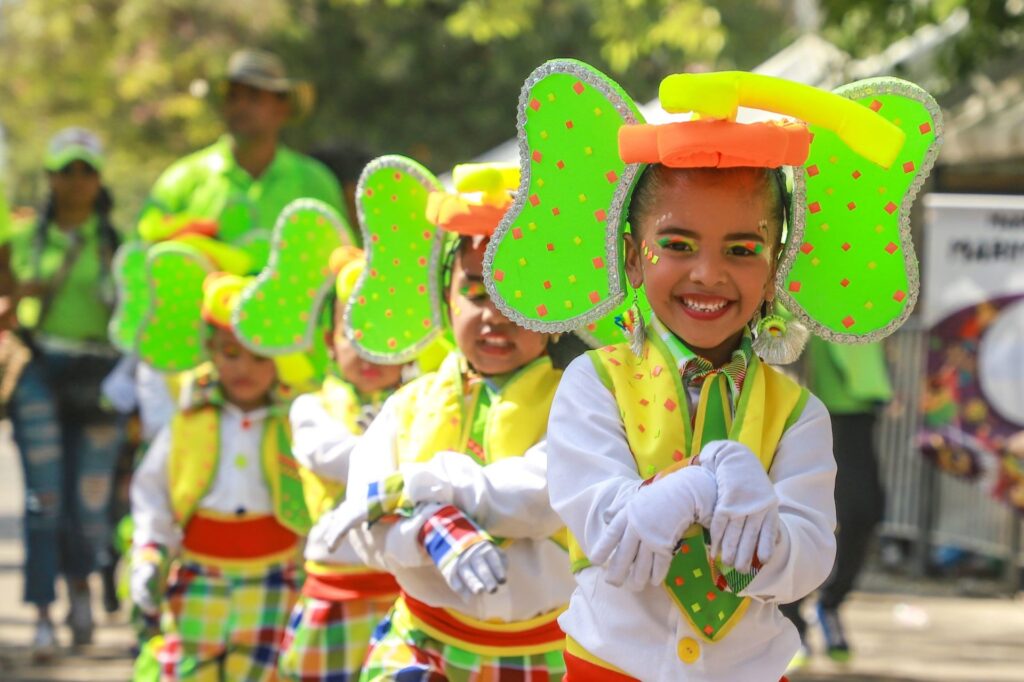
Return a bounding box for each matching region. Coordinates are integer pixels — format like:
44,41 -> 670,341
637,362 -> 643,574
483,59 -> 652,347
776,78 -> 941,341
108,242 -> 151,354
233,198 -> 355,355
344,155 -> 446,364
137,242 -> 214,372
486,60 -> 943,346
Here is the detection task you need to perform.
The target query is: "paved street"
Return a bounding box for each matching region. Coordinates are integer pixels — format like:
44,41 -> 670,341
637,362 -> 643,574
0,421 -> 1022,681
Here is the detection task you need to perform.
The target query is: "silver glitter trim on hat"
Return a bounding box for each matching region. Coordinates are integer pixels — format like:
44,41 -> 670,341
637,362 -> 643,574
483,58 -> 646,336
345,155 -> 446,365
776,77 -> 943,345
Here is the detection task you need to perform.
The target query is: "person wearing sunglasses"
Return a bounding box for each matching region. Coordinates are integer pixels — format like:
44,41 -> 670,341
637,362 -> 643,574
0,127 -> 122,659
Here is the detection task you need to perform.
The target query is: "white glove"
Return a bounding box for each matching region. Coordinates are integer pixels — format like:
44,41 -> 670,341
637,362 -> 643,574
443,540 -> 508,601
313,498 -> 369,552
698,440 -> 780,573
130,561 -> 161,616
589,465 -> 717,590
315,466 -> 453,552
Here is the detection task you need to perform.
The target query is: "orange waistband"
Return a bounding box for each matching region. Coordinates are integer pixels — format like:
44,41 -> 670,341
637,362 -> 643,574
402,592 -> 564,652
303,569 -> 400,602
183,512 -> 298,560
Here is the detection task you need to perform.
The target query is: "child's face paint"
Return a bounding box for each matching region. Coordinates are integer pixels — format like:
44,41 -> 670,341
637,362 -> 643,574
625,171 -> 776,366
330,299 -> 404,394
208,326 -> 277,411
448,239 -> 548,376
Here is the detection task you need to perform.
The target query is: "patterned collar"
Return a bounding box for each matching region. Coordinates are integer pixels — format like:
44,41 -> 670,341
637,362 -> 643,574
649,317 -> 753,397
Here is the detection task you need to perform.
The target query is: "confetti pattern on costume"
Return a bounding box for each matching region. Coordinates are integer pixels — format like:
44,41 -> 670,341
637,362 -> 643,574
234,199 -> 354,355
108,242 -> 151,353
345,156 -> 445,364
137,242 -> 214,372
780,78 -> 942,342
485,59 -> 651,348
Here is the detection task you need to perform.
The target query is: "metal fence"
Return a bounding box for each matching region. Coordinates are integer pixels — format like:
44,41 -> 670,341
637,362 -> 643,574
876,320 -> 1023,589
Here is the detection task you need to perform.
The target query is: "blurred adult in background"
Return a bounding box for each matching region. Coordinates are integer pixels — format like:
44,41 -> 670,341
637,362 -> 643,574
143,48 -> 347,239
0,128 -> 122,657
782,337 -> 894,668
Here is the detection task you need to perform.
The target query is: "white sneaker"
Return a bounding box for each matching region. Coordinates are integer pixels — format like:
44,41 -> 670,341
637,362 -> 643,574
31,619 -> 58,662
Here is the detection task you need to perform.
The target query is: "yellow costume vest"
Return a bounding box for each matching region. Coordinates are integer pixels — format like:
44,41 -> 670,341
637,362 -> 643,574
167,405 -> 312,536
388,352 -> 568,549
579,333 -> 808,642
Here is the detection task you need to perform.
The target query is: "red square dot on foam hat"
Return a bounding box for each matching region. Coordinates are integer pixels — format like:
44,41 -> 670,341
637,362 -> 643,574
573,81 -> 585,94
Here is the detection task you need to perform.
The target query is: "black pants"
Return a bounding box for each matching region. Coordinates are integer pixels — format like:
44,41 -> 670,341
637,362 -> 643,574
780,412 -> 884,637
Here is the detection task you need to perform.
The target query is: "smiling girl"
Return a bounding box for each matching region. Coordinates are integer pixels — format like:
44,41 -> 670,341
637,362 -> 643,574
315,158 -> 575,681
484,62 -> 941,681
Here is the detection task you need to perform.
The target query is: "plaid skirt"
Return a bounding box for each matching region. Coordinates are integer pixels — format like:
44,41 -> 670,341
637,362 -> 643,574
278,593 -> 395,681
159,559 -> 299,681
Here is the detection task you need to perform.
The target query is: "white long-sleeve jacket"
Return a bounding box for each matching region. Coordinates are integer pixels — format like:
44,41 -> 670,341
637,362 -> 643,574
289,392 -> 367,566
130,404 -> 273,554
548,355 -> 837,682
345,393 -> 575,622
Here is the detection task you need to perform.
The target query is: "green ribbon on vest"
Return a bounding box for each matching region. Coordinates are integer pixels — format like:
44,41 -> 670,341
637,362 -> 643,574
655,321 -> 758,642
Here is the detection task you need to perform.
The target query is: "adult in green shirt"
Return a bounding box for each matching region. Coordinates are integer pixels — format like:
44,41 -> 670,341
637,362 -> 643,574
143,48 -> 348,262
782,336 -> 894,667
1,127 -> 123,658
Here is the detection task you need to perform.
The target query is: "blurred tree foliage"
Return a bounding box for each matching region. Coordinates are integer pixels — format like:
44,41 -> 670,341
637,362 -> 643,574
0,0 -> 1018,225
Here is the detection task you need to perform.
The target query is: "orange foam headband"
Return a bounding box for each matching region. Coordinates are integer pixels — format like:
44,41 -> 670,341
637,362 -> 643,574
425,192 -> 510,237
618,118 -> 811,169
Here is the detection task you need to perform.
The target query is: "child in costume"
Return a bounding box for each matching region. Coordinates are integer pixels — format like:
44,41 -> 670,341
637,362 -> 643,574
276,245 -> 405,681
129,200 -> 353,681
484,62 -> 942,681
313,158 -> 575,681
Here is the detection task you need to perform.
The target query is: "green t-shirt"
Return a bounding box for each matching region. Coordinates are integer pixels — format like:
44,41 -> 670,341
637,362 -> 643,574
805,336 -> 893,415
145,136 -> 349,247
4,214 -> 113,343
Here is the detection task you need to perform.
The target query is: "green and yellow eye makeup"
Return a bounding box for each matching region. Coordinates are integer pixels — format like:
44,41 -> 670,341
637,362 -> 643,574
459,280 -> 490,303
654,235 -> 699,253
724,239 -> 767,257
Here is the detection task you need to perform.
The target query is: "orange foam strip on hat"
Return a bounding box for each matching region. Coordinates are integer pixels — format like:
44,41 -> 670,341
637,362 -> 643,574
425,191 -> 508,237
619,119 -> 811,168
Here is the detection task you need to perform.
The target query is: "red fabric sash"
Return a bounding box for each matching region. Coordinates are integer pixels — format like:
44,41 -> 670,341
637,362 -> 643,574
182,513 -> 297,559
302,570 -> 399,602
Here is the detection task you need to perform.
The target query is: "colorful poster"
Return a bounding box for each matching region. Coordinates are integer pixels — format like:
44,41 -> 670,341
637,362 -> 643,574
920,194 -> 1024,510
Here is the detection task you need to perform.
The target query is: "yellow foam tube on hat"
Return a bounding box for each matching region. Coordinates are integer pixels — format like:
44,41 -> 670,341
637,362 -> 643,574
202,273 -> 251,328
275,352 -> 317,393
658,71 -> 905,169
452,163 -> 520,206
176,234 -> 254,275
335,259 -> 365,303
